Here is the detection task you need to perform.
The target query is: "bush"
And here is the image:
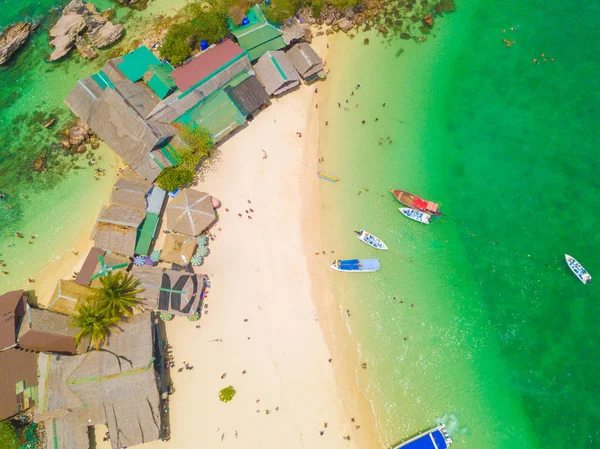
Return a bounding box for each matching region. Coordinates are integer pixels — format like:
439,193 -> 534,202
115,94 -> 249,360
160,22 -> 195,65
0,421 -> 18,449
156,166 -> 195,192
262,0 -> 298,24
219,386 -> 236,403
179,126 -> 214,159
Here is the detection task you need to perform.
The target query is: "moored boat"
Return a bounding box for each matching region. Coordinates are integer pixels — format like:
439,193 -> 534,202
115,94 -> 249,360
390,188 -> 441,216
318,171 -> 339,182
392,424 -> 453,449
400,207 -> 431,224
565,254 -> 592,284
330,259 -> 380,272
355,230 -> 388,250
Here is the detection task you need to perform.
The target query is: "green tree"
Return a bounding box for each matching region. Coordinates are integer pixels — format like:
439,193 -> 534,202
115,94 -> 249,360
179,125 -> 214,161
262,0 -> 298,24
93,272 -> 143,319
70,300 -> 120,350
219,386 -> 236,403
0,421 -> 18,449
156,166 -> 196,192
160,29 -> 193,66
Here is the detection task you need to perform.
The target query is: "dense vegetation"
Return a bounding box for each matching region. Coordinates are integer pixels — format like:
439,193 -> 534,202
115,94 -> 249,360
70,273 -> 143,350
156,125 -> 214,192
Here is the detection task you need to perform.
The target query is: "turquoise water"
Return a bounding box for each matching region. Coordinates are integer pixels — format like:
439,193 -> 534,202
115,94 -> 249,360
0,0 -> 182,290
320,0 -> 600,448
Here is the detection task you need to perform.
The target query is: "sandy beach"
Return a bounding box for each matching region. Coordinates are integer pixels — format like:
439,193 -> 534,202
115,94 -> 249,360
137,35 -> 379,449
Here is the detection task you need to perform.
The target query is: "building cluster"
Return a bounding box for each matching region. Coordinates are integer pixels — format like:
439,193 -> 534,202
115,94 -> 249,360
65,4 -> 326,182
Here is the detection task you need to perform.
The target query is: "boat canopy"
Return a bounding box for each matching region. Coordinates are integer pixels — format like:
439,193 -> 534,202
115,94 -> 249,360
413,197 -> 428,210
426,201 -> 439,213
394,427 -> 450,449
337,259 -> 380,271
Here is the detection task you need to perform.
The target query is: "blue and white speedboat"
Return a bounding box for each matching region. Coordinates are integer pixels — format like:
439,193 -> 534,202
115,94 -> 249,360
356,230 -> 388,250
392,424 -> 453,449
565,254 -> 592,284
400,207 -> 431,224
330,259 -> 380,272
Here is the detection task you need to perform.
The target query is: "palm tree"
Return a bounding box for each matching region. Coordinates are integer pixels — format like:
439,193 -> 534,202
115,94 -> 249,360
70,300 -> 120,350
92,272 -> 143,319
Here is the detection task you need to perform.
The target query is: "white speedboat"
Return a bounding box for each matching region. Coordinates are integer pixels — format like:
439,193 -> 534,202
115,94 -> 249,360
355,230 -> 388,250
400,207 -> 431,224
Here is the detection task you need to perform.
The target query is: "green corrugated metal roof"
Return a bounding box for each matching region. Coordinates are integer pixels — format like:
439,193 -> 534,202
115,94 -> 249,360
91,71 -> 115,90
230,5 -> 285,61
161,144 -> 183,166
147,64 -> 175,99
117,46 -> 161,82
135,212 -> 160,255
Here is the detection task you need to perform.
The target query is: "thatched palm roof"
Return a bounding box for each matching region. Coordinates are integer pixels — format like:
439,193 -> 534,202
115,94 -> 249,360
17,307 -> 79,354
37,314 -> 161,449
166,190 -> 216,237
97,204 -> 146,227
161,233 -> 197,265
92,222 -> 137,257
47,280 -> 95,316
133,267 -> 202,317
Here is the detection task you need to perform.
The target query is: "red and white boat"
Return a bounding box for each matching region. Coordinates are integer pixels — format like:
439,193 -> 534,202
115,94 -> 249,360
390,189 -> 441,216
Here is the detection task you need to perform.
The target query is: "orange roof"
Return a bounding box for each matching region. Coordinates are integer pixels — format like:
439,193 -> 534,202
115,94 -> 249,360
171,39 -> 245,91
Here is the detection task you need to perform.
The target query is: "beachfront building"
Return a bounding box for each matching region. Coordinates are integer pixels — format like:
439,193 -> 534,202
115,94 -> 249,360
229,5 -> 286,61
132,267 -> 204,318
75,248 -> 130,287
48,280 -> 95,316
65,47 -> 178,181
160,233 -> 198,266
166,190 -> 217,237
36,314 -> 164,449
92,168 -> 167,257
224,75 -> 270,118
17,306 -> 82,355
286,43 -> 326,83
0,290 -> 38,420
254,50 -> 301,96
149,39 -> 254,142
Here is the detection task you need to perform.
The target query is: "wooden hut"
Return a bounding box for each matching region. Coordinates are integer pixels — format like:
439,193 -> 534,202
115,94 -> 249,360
132,267 -> 203,317
286,43 -> 325,83
17,306 -> 81,354
224,75 -> 270,118
166,190 -> 217,237
254,50 -> 301,96
161,233 -> 197,265
47,280 -> 95,316
36,314 -> 162,449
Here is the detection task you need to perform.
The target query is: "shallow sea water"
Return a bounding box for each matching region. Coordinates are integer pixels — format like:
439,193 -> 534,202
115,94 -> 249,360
320,0 -> 600,447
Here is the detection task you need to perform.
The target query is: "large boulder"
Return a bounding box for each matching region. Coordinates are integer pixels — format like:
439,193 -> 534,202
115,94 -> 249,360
336,18 -> 354,33
75,35 -> 97,59
48,0 -> 123,61
0,22 -> 32,65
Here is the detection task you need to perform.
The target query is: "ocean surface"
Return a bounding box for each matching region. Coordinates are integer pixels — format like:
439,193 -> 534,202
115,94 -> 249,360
0,0 -> 185,290
320,0 -> 600,448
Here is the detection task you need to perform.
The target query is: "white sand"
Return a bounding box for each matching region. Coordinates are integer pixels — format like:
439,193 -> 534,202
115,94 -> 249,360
142,36 -> 376,449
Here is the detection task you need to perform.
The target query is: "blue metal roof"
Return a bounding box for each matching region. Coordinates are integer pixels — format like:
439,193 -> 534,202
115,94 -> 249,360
396,428 -> 449,449
146,187 -> 166,214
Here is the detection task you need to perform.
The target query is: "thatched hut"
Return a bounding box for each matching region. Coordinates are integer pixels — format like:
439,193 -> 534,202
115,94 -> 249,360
36,314 -> 162,449
92,222 -> 137,257
47,280 -> 95,316
17,306 -> 81,354
254,50 -> 301,96
166,190 -> 217,237
161,233 -> 197,265
132,267 -> 203,317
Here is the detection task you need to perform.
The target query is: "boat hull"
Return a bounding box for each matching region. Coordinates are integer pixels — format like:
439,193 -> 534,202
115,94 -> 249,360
390,189 -> 441,216
356,230 -> 388,250
400,208 -> 431,224
318,171 -> 339,182
565,254 -> 592,284
330,259 -> 380,272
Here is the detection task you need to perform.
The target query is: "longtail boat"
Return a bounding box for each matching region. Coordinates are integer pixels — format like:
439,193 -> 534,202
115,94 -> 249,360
390,189 -> 441,216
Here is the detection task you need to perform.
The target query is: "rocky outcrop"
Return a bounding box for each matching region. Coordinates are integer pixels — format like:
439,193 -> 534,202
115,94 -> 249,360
61,118 -> 95,152
74,35 -> 97,59
0,22 -> 32,65
336,18 -> 354,33
48,0 -> 123,61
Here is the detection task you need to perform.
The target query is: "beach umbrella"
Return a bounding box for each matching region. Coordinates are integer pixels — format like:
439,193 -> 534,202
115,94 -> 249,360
196,235 -> 208,246
188,312 -> 200,322
197,246 -> 209,257
166,190 -> 216,237
191,254 -> 203,267
133,255 -> 146,266
150,250 -> 161,262
144,256 -> 154,266
159,312 -> 173,321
